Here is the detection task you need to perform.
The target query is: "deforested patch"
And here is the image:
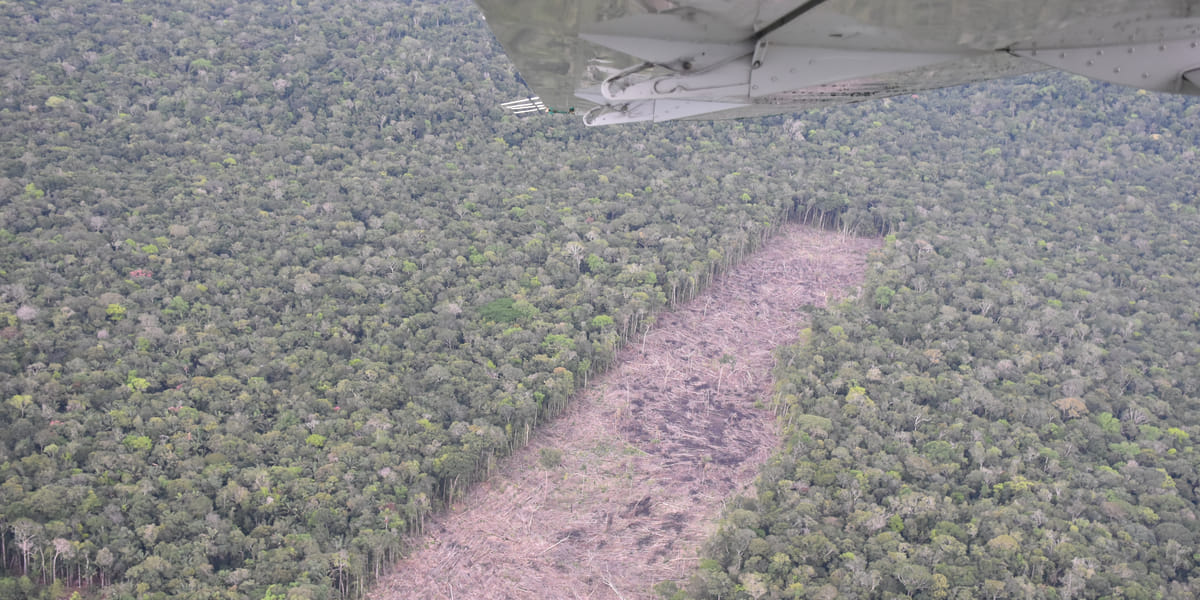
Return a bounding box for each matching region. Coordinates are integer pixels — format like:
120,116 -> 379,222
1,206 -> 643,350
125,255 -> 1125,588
373,225 -> 878,599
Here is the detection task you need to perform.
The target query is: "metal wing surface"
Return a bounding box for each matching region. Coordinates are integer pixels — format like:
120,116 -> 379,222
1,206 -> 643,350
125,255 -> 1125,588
475,0 -> 1200,125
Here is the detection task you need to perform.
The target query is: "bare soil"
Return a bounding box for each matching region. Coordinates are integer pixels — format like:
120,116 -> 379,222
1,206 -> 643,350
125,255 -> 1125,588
372,225 -> 878,600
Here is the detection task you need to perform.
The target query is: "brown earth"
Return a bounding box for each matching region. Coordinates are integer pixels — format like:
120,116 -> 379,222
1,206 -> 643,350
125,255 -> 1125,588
372,224 -> 878,600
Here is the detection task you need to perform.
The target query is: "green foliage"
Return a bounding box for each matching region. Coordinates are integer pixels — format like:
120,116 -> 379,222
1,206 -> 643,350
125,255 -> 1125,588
1097,411 -> 1121,435
164,295 -> 189,315
585,254 -> 606,273
7,394 -> 32,417
22,183 -> 44,199
3,0 -> 1199,598
538,447 -> 563,469
0,1 -> 810,597
121,435 -> 152,452
793,414 -> 832,435
125,371 -> 149,392
479,297 -> 520,323
105,303 -> 126,321
873,284 -> 895,309
591,315 -> 615,330
694,73 -> 1200,599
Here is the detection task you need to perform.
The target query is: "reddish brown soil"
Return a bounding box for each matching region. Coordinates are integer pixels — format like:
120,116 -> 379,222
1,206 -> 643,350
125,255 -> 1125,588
372,225 -> 878,600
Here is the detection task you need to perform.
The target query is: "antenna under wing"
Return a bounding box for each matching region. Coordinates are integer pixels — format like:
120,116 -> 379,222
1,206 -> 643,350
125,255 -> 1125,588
500,96 -> 549,116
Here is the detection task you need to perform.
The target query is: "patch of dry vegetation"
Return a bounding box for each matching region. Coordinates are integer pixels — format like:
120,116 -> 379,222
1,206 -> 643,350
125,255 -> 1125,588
373,225 -> 878,599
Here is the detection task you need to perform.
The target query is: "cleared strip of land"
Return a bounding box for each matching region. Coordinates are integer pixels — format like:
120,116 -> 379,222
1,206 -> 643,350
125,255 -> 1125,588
373,224 -> 878,599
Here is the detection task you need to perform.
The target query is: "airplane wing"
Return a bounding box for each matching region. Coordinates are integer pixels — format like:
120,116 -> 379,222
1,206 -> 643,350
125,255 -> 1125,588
476,0 -> 1200,125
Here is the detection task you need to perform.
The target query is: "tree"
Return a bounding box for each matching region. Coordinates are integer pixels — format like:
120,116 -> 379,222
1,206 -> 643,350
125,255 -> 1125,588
11,520 -> 39,576
50,538 -> 73,584
1052,396 -> 1088,419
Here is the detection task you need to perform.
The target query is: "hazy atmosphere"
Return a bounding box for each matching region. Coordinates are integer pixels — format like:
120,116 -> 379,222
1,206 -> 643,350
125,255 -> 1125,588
2,0 -> 1199,599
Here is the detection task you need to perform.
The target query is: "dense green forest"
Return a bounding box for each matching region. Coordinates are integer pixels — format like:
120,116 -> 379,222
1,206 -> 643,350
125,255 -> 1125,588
2,0 -> 1199,599
692,82 -> 1200,597
0,0 -> 814,598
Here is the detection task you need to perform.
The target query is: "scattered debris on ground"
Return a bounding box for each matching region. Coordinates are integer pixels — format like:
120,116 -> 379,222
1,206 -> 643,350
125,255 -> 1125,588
372,225 -> 878,599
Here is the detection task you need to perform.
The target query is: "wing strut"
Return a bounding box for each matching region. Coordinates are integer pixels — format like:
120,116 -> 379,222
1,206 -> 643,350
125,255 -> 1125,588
754,0 -> 832,41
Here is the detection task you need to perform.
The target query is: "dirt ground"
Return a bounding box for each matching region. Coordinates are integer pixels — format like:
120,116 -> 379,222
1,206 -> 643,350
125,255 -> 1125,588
372,225 -> 878,599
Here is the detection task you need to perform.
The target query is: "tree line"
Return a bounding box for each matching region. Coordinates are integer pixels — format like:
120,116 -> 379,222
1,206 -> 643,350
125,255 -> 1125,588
688,76 -> 1200,599
1,0 -> 815,597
